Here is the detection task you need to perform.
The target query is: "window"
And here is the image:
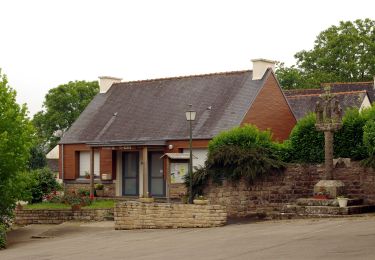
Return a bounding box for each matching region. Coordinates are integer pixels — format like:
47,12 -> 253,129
79,151 -> 100,177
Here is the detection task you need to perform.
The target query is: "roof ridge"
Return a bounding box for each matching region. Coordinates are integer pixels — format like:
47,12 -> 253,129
321,81 -> 373,86
287,90 -> 367,98
114,70 -> 252,85
283,88 -> 320,93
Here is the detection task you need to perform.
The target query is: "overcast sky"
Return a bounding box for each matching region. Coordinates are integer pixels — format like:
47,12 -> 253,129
1,0 -> 374,116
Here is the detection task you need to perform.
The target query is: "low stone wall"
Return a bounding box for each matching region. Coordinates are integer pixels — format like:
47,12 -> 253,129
114,201 -> 227,229
64,182 -> 115,197
204,162 -> 375,217
15,208 -> 113,225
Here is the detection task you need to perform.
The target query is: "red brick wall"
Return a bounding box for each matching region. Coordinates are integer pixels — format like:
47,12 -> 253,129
242,72 -> 296,141
59,144 -> 90,179
59,144 -> 114,180
100,148 -> 114,178
205,162 -> 375,217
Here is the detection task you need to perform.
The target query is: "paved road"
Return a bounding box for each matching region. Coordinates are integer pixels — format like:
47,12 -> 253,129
1,217 -> 375,260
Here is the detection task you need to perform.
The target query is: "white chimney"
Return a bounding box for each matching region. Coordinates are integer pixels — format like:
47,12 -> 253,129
251,58 -> 276,80
98,76 -> 122,93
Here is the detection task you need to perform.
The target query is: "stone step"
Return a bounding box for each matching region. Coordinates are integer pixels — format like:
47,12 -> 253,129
296,198 -> 363,207
282,204 -> 375,216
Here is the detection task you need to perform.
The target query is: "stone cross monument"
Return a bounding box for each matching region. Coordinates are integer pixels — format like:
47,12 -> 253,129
313,87 -> 345,198
315,86 -> 343,180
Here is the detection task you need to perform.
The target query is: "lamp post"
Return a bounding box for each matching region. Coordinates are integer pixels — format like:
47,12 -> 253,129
185,104 -> 196,204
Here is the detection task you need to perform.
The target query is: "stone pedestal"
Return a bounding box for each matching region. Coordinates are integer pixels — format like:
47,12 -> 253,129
314,180 -> 345,199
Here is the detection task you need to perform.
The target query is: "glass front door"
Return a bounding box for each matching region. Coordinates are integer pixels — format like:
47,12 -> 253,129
122,152 -> 139,196
148,151 -> 165,197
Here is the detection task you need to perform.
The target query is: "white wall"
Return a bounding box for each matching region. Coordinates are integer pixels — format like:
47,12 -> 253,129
183,148 -> 208,170
360,95 -> 372,111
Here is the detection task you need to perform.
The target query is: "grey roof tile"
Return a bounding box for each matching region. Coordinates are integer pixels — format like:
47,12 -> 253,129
60,70 -> 267,144
287,91 -> 368,120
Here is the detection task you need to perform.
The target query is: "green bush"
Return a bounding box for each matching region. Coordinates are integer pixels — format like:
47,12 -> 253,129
62,192 -> 92,206
28,168 -> 62,203
0,223 -> 6,249
208,124 -> 275,152
288,113 -> 324,163
362,119 -> 375,168
207,145 -> 285,183
363,119 -> 375,156
287,108 -> 371,163
334,109 -> 367,160
186,125 -> 285,195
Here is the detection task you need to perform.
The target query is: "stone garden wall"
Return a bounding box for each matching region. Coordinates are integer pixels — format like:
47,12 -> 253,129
64,182 -> 115,197
204,162 -> 375,217
15,208 -> 113,225
114,201 -> 227,229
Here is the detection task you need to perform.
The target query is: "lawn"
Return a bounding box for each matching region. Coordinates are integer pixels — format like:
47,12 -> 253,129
24,200 -> 115,210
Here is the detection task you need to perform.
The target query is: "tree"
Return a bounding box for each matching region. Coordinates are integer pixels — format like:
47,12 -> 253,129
0,69 -> 34,225
275,63 -> 308,89
276,19 -> 375,89
33,80 -> 99,151
28,145 -> 47,170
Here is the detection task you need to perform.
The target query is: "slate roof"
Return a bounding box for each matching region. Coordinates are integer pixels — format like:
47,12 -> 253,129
284,81 -> 374,101
322,82 -> 374,103
286,91 -> 368,120
60,70 -> 269,145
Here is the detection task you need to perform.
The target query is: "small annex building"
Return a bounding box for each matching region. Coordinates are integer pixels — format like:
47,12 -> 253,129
59,59 -> 296,198
285,80 -> 374,120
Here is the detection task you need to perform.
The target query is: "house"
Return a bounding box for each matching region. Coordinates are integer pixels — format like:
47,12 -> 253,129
284,80 -> 374,120
59,59 -> 296,198
46,145 -> 59,173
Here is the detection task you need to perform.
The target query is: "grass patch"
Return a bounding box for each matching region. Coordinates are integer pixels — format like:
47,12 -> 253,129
24,203 -> 70,210
23,200 -> 115,210
82,200 -> 115,209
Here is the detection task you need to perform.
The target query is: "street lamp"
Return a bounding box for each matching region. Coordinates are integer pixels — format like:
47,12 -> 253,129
185,104 -> 196,204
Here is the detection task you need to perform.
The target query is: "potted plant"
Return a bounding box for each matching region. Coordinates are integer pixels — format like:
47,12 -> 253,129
63,192 -> 92,210
95,184 -> 104,197
193,195 -> 209,205
138,192 -> 154,203
84,171 -> 90,179
337,196 -> 349,208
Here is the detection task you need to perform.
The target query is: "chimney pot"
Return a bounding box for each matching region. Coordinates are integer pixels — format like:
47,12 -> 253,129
98,76 -> 122,93
251,58 -> 276,80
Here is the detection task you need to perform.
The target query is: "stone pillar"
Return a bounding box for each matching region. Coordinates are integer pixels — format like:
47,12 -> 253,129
324,131 -> 334,180
142,147 -> 148,197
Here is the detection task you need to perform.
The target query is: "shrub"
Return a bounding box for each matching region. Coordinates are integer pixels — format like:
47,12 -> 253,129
334,108 -> 367,160
362,119 -> 375,168
207,145 -> 285,184
288,113 -> 324,163
186,125 -> 285,196
77,188 -> 90,197
62,192 -> 91,206
95,184 -> 104,190
28,168 -> 62,203
43,190 -> 63,203
208,124 -> 275,153
0,223 -> 6,249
